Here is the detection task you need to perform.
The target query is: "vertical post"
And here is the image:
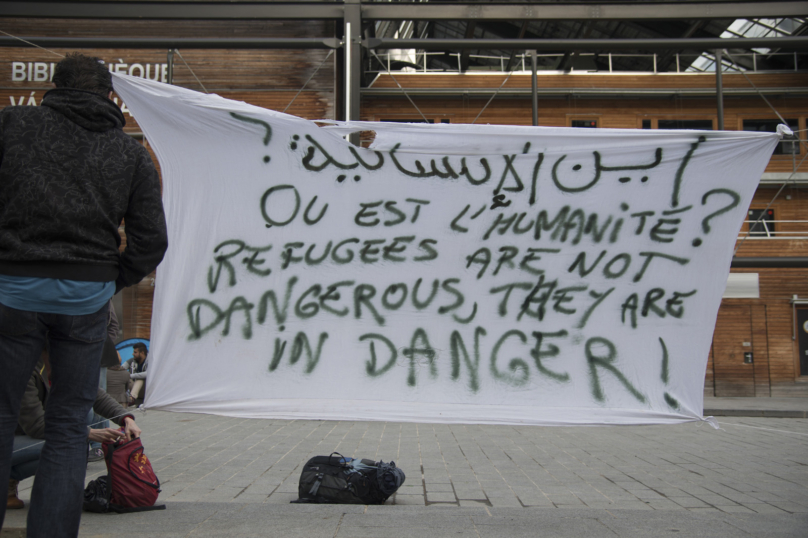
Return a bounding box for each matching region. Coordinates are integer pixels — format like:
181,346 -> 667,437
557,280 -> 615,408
608,53 -> 612,73
653,53 -> 657,73
715,49 -> 724,130
167,49 -> 174,85
344,0 -> 361,145
345,21 -> 352,122
676,53 -> 680,73
531,50 -> 538,127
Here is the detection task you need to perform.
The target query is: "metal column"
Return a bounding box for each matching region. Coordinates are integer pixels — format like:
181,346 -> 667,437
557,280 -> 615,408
344,0 -> 361,145
167,49 -> 174,84
715,49 -> 724,130
531,50 -> 538,126
344,0 -> 361,122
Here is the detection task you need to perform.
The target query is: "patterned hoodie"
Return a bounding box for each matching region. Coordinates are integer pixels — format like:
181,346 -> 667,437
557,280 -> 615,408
0,88 -> 167,291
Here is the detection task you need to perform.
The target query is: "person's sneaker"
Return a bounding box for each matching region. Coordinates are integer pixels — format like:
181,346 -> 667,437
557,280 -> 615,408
87,446 -> 104,462
7,479 -> 24,509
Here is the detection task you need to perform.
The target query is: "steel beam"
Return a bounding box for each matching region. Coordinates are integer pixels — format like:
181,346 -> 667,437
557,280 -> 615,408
361,87 -> 808,98
366,37 -> 808,51
0,2 -> 343,19
362,2 -> 808,21
3,1 -> 805,21
0,37 -> 342,49
732,258 -> 808,268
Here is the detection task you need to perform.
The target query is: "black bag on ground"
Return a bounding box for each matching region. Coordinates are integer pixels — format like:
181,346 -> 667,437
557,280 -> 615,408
291,452 -> 405,505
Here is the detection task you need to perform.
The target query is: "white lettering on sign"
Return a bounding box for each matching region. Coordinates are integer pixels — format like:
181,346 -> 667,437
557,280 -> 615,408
7,90 -> 132,117
8,91 -> 37,106
11,62 -> 25,81
32,62 -> 50,82
8,60 -> 168,83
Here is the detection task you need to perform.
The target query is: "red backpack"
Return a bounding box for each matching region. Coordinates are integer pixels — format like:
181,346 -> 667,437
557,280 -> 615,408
84,435 -> 165,513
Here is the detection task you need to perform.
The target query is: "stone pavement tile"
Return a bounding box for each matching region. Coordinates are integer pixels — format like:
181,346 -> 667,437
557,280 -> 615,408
545,494 -> 583,506
515,496 -> 553,507
600,513 -> 748,538
231,493 -> 270,503
766,501 -> 808,513
717,505 -> 756,514
473,514 -> 607,538
459,500 -> 491,508
722,513 -> 808,536
686,507 -> 723,513
488,497 -> 522,508
748,503 -> 790,514
425,483 -> 454,493
749,491 -> 787,502
341,512 -> 476,527
167,488 -> 215,502
454,489 -> 486,500
654,487 -> 690,497
393,494 -> 425,505
426,492 -> 457,503
694,494 -> 739,507
607,501 -> 653,511
242,482 -> 280,495
337,528 -> 478,538
643,499 -> 686,511
633,490 -> 665,501
671,496 -> 711,508
265,492 -> 298,504
191,514 -> 342,538
397,483 -> 423,493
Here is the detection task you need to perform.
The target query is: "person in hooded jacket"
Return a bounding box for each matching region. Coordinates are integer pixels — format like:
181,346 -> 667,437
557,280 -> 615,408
0,53 -> 167,538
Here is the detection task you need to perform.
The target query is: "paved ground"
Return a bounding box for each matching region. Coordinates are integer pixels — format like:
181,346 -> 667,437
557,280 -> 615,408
704,397 -> 808,418
3,405 -> 808,537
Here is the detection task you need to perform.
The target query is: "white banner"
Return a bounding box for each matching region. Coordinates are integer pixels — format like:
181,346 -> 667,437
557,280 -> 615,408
112,73 -> 778,426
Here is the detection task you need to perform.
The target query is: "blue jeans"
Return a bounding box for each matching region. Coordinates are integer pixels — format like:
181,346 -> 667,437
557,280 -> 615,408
10,435 -> 43,482
87,368 -> 108,450
0,302 -> 107,538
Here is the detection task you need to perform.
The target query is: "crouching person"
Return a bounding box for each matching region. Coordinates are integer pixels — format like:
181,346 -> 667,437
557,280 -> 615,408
7,360 -> 141,509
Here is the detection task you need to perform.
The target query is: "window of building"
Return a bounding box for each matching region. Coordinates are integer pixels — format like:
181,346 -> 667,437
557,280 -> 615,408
571,119 -> 598,128
641,119 -> 652,129
657,119 -> 714,130
748,208 -> 775,236
742,119 -> 800,155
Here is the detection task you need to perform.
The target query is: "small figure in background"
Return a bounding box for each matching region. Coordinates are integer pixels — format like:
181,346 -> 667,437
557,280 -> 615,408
122,343 -> 149,406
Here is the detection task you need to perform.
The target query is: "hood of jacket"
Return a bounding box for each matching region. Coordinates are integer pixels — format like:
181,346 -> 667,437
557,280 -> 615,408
41,88 -> 126,132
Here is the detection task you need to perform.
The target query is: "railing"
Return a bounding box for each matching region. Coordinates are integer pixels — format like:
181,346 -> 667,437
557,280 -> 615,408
738,220 -> 808,240
369,51 -> 802,75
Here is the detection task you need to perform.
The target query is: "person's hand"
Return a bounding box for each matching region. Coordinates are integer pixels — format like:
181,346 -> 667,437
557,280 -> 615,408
88,428 -> 124,444
123,417 -> 141,440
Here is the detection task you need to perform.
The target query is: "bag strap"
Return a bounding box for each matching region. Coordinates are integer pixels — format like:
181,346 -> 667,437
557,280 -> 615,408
127,446 -> 161,490
104,444 -> 117,502
308,472 -> 324,497
108,503 -> 166,513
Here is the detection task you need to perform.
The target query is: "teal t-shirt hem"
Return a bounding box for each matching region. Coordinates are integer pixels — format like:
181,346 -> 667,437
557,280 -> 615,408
0,275 -> 115,315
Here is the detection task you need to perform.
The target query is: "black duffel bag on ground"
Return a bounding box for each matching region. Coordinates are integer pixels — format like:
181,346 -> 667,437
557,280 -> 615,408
291,452 -> 405,505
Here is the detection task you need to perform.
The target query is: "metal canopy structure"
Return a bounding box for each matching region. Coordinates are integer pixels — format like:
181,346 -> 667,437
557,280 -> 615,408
0,1 -> 802,20
1,0 -> 808,120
